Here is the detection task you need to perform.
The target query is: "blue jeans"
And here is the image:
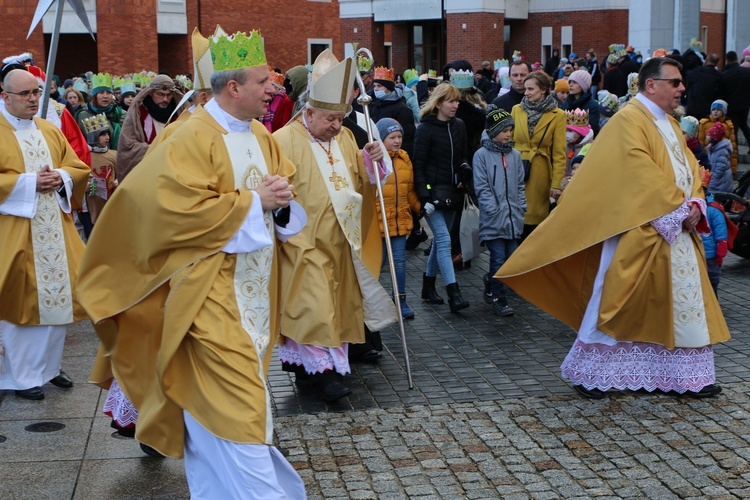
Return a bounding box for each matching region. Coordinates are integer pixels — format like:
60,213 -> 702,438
382,236 -> 407,294
485,237 -> 519,297
425,210 -> 456,285
706,258 -> 720,296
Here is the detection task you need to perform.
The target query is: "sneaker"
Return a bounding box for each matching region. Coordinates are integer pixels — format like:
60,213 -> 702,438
491,299 -> 514,316
483,274 -> 493,304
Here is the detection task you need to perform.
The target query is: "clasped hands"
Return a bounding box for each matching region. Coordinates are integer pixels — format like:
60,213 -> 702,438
682,203 -> 701,232
255,174 -> 294,211
36,165 -> 63,193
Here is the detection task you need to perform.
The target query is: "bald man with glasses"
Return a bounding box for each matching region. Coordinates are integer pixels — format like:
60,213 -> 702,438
0,69 -> 90,400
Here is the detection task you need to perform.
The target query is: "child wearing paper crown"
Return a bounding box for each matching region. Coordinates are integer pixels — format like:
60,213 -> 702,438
472,106 -> 526,316
375,118 -> 422,319
699,168 -> 729,296
562,109 -> 594,190
698,99 -> 738,174
705,121 -> 734,193
680,116 -> 711,170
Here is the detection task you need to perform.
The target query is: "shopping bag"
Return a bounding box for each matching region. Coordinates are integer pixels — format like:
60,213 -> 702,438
459,195 -> 485,261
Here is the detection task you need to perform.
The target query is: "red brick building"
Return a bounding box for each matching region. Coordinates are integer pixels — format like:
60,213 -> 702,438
1,0 -> 747,80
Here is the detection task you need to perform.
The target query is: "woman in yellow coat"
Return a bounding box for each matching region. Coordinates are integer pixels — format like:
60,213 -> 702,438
511,71 -> 567,237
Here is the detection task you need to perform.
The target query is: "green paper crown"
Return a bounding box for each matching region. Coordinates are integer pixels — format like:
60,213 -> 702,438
133,73 -> 153,88
403,69 -> 418,84
112,76 -> 125,89
357,53 -> 372,72
175,74 -> 193,90
209,30 -> 266,72
427,69 -> 437,78
91,72 -> 113,91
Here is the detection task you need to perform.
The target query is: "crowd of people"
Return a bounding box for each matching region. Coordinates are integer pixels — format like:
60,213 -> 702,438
1,31 -> 749,497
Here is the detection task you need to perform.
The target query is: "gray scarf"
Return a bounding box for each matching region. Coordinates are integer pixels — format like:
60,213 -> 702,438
521,93 -> 558,136
481,137 -> 515,155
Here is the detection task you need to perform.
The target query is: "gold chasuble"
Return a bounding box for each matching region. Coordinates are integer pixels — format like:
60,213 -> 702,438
496,99 -> 730,349
273,118 -> 395,348
0,115 -> 89,325
78,108 -> 295,458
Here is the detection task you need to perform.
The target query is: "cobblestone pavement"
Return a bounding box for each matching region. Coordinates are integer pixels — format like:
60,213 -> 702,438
1,228 -> 749,498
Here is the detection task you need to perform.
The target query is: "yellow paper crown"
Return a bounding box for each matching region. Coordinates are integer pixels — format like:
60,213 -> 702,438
90,72 -> 113,92
268,66 -> 284,87
373,66 -> 394,82
209,30 -> 266,72
627,73 -> 639,95
81,113 -> 109,136
565,108 -> 589,127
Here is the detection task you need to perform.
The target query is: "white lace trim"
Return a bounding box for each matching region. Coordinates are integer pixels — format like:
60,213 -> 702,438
278,338 -> 351,375
102,378 -> 138,427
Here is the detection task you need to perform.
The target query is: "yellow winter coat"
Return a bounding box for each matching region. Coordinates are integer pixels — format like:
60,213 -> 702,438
698,116 -> 738,173
375,149 -> 421,237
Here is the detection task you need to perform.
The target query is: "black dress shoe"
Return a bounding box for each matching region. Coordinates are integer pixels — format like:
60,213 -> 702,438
682,384 -> 722,398
16,386 -> 44,400
139,442 -> 164,458
573,384 -> 607,400
49,370 -> 73,388
315,371 -> 351,402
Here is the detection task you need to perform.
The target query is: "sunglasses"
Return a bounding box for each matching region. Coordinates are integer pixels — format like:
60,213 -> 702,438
652,78 -> 685,88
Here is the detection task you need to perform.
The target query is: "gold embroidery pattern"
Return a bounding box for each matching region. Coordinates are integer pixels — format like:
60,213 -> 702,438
242,165 -> 264,191
18,131 -> 73,324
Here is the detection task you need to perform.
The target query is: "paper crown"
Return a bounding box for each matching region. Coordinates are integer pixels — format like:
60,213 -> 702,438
699,166 -> 711,188
565,109 -> 589,127
81,113 -> 109,136
500,73 -> 511,88
307,49 -> 356,113
268,66 -> 284,87
597,90 -> 620,115
403,69 -> 418,85
356,53 -> 372,73
427,69 -> 437,77
73,78 -> 89,94
652,48 -> 668,58
175,74 -> 193,91
91,73 -> 113,93
193,26 -> 224,90
511,50 -> 523,63
209,30 -> 266,72
133,72 -> 153,88
627,73 -> 639,96
373,66 -> 394,82
450,69 -> 474,89
112,76 -> 125,89
120,80 -> 136,96
494,59 -> 509,70
609,44 -> 627,58
680,116 -> 700,138
690,37 -> 702,50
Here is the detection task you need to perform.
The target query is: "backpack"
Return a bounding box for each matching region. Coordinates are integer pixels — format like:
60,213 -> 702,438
709,201 -> 739,250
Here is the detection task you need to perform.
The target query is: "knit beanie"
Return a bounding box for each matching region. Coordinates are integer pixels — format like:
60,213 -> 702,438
568,69 -> 592,93
485,104 -> 514,138
707,121 -> 727,142
680,116 -> 699,138
554,79 -> 569,93
376,117 -> 403,141
711,99 -> 728,114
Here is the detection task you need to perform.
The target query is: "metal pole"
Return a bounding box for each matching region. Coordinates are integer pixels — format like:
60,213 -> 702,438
41,0 -> 65,119
354,48 -> 413,389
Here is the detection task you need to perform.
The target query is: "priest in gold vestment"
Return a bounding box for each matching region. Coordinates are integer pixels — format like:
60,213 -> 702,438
0,69 -> 89,400
274,50 -> 396,402
497,57 -> 730,399
77,30 -> 307,497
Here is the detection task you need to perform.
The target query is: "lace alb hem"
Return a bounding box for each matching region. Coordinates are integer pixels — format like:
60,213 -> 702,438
278,338 -> 351,375
561,339 -> 715,393
102,378 -> 138,427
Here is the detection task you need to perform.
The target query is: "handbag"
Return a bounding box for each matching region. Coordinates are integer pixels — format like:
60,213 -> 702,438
459,195 -> 485,261
522,121 -> 551,182
429,184 -> 462,211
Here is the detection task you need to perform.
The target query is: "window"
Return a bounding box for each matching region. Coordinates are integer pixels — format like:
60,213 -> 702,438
561,26 -> 572,59
542,27 -> 552,64
701,26 -> 708,53
411,23 -> 440,75
308,39 -> 332,64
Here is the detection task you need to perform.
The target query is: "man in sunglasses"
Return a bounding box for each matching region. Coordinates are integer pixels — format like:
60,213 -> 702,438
0,69 -> 90,400
497,56 -> 730,400
116,74 -> 185,180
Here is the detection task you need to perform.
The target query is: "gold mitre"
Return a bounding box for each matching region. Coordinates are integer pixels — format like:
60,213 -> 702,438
192,25 -> 225,90
209,28 -> 267,72
308,49 -> 357,113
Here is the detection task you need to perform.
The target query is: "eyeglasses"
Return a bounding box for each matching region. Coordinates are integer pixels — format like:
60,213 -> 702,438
652,78 -> 685,88
4,87 -> 43,98
153,91 -> 172,99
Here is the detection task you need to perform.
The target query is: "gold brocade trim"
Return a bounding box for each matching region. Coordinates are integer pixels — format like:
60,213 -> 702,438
15,129 -> 74,325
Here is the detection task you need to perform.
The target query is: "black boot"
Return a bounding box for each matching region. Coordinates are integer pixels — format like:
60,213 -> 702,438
314,370 -> 352,402
446,283 -> 469,313
421,273 -> 444,304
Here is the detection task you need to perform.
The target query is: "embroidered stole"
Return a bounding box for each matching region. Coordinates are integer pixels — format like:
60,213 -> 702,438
223,132 -> 275,443
654,119 -> 709,347
15,129 -> 73,325
309,140 -> 397,331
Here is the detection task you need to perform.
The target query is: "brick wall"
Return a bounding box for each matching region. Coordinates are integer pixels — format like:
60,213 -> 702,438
0,1 -> 47,69
445,12 -> 505,71
96,0 -> 159,74
340,17 -> 386,68
158,35 -> 189,76
700,12 -> 726,64
391,23 -> 410,74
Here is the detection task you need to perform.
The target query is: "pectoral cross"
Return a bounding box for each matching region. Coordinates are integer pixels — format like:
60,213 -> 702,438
246,148 -> 254,160
329,171 -> 349,191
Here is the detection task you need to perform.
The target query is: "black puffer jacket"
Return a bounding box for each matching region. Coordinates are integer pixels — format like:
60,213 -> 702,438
412,114 -> 469,204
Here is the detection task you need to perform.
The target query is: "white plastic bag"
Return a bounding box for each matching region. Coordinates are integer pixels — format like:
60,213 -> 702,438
459,195 -> 485,261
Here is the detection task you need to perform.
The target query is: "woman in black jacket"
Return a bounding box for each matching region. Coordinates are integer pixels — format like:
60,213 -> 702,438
412,83 -> 471,312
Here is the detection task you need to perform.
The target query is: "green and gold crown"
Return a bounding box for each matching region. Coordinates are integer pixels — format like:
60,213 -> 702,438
209,30 -> 266,72
403,69 -> 418,85
133,72 -> 153,89
356,53 -> 372,73
175,74 -> 193,90
81,113 -> 109,136
90,72 -> 113,93
427,69 -> 437,77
